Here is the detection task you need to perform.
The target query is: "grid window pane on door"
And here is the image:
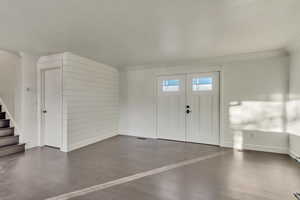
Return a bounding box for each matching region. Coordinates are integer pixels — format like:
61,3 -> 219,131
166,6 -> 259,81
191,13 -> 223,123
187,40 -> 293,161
162,79 -> 180,92
192,77 -> 213,91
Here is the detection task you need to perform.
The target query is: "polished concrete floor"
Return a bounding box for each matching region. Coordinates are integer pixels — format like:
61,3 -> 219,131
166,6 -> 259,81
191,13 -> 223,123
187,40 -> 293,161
0,136 -> 299,200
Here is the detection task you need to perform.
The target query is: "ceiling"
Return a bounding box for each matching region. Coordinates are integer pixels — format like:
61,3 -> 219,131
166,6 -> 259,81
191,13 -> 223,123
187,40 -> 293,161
0,0 -> 299,67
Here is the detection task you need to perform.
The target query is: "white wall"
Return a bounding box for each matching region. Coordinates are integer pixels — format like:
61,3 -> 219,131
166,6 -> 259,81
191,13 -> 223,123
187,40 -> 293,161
0,50 -> 20,119
222,56 -> 289,153
18,53 -> 39,148
119,51 -> 289,154
287,42 -> 300,160
0,51 -> 39,149
63,53 -> 119,151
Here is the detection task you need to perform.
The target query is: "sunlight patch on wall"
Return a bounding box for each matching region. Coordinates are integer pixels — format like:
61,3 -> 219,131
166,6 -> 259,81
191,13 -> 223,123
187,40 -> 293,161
233,130 -> 244,149
287,100 -> 300,136
229,101 -> 284,133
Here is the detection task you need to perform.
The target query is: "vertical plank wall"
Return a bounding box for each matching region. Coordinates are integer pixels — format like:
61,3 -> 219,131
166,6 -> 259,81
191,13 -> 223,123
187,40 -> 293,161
63,53 -> 119,151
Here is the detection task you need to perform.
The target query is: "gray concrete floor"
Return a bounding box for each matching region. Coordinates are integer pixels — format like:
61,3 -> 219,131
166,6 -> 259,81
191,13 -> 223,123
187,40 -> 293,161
0,135 -> 299,200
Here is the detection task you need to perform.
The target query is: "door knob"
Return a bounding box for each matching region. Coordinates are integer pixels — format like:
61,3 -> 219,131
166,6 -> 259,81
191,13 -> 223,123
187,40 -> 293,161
186,110 -> 191,114
42,110 -> 47,114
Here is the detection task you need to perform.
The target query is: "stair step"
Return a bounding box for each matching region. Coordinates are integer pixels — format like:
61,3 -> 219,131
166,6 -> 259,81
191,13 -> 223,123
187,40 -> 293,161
0,127 -> 14,137
0,143 -> 25,157
0,135 -> 19,147
0,112 -> 5,119
0,119 -> 9,128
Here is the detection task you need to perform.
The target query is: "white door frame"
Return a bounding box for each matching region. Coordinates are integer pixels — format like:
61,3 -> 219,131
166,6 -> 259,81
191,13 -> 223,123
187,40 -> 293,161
37,61 -> 67,151
155,68 -> 223,146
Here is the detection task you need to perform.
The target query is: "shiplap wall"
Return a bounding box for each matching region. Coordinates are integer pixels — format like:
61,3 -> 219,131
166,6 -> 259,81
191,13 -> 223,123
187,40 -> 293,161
38,53 -> 119,152
63,53 -> 119,151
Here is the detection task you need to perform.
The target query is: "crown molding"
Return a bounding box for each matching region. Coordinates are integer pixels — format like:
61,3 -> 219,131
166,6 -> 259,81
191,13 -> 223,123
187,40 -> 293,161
120,48 -> 288,71
286,35 -> 300,53
0,49 -> 21,58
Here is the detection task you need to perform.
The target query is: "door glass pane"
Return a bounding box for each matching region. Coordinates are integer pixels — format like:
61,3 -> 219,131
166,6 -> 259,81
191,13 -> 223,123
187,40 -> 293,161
192,77 -> 212,91
162,79 -> 180,92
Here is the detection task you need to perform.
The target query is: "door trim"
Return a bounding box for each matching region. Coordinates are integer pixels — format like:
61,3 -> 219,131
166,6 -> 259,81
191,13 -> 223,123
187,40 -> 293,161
37,60 -> 66,151
155,70 -> 222,146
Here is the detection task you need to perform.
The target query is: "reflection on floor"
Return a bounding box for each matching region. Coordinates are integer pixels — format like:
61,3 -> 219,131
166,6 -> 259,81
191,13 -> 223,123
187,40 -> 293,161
0,135 -> 299,200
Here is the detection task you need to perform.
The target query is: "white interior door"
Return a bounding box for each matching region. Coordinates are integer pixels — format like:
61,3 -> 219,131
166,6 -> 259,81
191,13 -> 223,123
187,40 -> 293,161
157,75 -> 186,141
157,72 -> 220,145
186,72 -> 220,145
43,68 -> 62,148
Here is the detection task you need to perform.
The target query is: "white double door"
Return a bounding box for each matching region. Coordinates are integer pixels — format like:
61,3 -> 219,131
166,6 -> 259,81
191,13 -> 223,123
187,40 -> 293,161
157,72 -> 220,145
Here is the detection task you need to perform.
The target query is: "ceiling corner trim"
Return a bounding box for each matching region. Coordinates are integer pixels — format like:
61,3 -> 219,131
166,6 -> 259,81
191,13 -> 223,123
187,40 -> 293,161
122,48 -> 288,71
286,35 -> 300,53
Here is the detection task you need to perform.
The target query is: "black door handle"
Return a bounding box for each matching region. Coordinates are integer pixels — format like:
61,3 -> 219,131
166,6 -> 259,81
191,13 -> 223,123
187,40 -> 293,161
42,110 -> 47,114
186,110 -> 191,114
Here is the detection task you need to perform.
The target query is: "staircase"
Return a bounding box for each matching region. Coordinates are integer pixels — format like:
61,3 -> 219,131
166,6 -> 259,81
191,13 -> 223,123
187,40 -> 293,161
0,104 -> 25,157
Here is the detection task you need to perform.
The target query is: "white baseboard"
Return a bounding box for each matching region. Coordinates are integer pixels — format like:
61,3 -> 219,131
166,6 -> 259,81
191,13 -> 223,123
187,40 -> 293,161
243,144 -> 288,154
221,142 -> 288,154
119,132 -> 157,139
290,150 -> 300,162
68,133 -> 118,152
119,137 -> 290,155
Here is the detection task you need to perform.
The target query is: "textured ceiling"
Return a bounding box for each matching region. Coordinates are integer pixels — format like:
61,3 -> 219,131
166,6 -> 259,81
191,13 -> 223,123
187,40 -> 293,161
0,0 -> 299,67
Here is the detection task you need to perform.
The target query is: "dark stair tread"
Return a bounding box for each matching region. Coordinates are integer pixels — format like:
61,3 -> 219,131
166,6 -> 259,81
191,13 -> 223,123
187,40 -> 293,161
0,127 -> 14,137
0,143 -> 24,149
0,119 -> 10,128
3,143 -> 23,148
0,143 -> 25,156
0,135 -> 19,140
0,127 -> 14,130
0,135 -> 18,138
0,112 -> 5,117
0,135 -> 19,147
